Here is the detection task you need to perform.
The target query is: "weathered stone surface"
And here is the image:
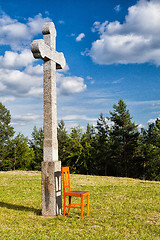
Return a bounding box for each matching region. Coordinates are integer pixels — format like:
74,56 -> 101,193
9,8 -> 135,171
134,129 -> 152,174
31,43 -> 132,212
31,22 -> 65,163
41,161 -> 62,216
30,22 -> 65,216
43,60 -> 58,162
30,22 -> 65,69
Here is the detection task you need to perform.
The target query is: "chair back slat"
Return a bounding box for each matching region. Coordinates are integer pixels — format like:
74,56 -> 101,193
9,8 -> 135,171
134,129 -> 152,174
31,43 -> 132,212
62,166 -> 89,219
62,167 -> 71,193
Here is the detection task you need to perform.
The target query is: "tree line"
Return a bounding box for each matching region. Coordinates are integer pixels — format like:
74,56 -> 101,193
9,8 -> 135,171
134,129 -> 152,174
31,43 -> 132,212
0,100 -> 160,181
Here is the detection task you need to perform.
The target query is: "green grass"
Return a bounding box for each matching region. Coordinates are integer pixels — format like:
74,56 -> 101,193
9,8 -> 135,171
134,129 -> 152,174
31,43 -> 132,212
0,171 -> 160,240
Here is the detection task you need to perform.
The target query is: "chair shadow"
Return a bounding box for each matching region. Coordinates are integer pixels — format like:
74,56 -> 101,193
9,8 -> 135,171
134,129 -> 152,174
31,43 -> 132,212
0,201 -> 41,215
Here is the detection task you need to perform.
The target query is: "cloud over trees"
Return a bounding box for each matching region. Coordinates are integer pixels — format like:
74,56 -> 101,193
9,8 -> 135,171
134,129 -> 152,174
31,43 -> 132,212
89,0 -> 160,65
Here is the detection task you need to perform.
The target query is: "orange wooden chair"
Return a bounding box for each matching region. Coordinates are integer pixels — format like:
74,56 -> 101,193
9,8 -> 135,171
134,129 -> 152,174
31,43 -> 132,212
62,166 -> 89,219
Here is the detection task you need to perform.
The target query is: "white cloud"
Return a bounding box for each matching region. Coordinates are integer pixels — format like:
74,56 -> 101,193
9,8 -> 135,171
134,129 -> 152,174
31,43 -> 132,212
148,118 -> 156,124
81,48 -> 89,56
86,76 -> 95,84
58,114 -> 97,131
86,76 -> 92,80
24,64 -> 43,76
128,100 -> 160,106
89,0 -> 160,65
0,10 -> 89,135
62,114 -> 97,122
0,96 -> 16,103
28,87 -> 43,98
27,13 -> 51,35
58,63 -> 69,73
91,21 -> 108,34
12,113 -> 42,126
0,81 -> 6,91
14,113 -> 41,121
114,5 -> 121,12
0,50 -> 34,69
58,20 -> 65,24
148,116 -> 160,124
90,80 -> 95,84
0,12 -> 51,50
0,67 -> 42,98
0,54 -> 86,100
57,74 -> 87,95
0,50 -> 85,100
0,10 -> 86,99
112,77 -> 124,84
0,11 -> 49,100
138,123 -> 145,129
56,63 -> 87,95
76,33 -> 85,42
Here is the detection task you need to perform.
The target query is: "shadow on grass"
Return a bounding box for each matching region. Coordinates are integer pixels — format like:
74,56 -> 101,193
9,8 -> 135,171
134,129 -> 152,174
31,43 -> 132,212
0,201 -> 41,215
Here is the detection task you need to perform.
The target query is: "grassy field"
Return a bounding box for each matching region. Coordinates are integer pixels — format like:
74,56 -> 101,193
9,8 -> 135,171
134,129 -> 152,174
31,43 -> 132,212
0,171 -> 160,240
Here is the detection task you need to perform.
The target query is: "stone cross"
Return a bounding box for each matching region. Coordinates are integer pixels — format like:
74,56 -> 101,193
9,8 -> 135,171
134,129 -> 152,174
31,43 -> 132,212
31,22 -> 66,216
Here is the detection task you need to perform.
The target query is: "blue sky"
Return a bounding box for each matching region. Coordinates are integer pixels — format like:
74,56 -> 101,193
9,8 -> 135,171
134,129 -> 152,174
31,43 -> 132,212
0,0 -> 160,138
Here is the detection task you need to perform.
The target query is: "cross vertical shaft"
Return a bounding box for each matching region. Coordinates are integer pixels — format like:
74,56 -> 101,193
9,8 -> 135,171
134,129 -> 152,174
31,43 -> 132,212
43,24 -> 58,162
31,22 -> 65,216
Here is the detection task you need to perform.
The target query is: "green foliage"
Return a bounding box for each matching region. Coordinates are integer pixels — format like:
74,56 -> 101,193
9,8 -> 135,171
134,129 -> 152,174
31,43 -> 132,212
1,133 -> 35,171
80,124 -> 97,174
12,133 -> 35,170
60,124 -> 97,175
109,99 -> 140,177
63,125 -> 84,173
95,113 -> 110,175
140,119 -> 160,181
0,102 -> 15,166
0,102 -> 14,145
57,120 -> 69,164
0,101 -> 160,181
29,126 -> 44,170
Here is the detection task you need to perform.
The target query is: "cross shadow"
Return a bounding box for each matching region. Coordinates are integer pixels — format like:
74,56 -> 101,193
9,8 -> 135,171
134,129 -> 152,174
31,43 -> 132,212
0,201 -> 41,215
54,171 -> 62,215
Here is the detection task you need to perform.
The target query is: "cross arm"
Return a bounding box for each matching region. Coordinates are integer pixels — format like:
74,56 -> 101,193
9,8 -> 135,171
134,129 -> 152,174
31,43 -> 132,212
30,39 -> 66,69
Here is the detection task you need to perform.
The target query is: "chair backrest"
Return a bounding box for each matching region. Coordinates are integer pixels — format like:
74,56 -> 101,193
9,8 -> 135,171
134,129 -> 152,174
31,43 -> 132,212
62,167 -> 71,194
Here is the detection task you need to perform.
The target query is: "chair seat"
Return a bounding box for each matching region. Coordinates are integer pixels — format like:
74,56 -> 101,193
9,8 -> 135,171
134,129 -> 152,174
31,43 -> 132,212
62,166 -> 90,218
65,190 -> 89,197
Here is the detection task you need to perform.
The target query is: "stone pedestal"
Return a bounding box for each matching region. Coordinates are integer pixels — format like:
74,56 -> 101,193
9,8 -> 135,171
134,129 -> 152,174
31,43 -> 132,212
41,161 -> 62,216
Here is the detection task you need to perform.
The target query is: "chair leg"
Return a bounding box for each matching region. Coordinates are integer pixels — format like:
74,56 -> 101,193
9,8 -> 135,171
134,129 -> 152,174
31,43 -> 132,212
63,196 -> 66,217
81,195 -> 84,219
87,194 -> 89,216
68,196 -> 71,215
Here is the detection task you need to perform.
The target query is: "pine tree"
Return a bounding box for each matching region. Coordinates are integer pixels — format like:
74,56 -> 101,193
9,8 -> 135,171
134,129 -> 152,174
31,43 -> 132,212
81,123 -> 97,175
12,133 -> 35,170
29,126 -> 44,170
96,113 -> 110,176
141,119 -> 160,180
65,125 -> 83,173
109,99 -> 139,177
0,102 -> 15,169
57,120 -> 69,164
